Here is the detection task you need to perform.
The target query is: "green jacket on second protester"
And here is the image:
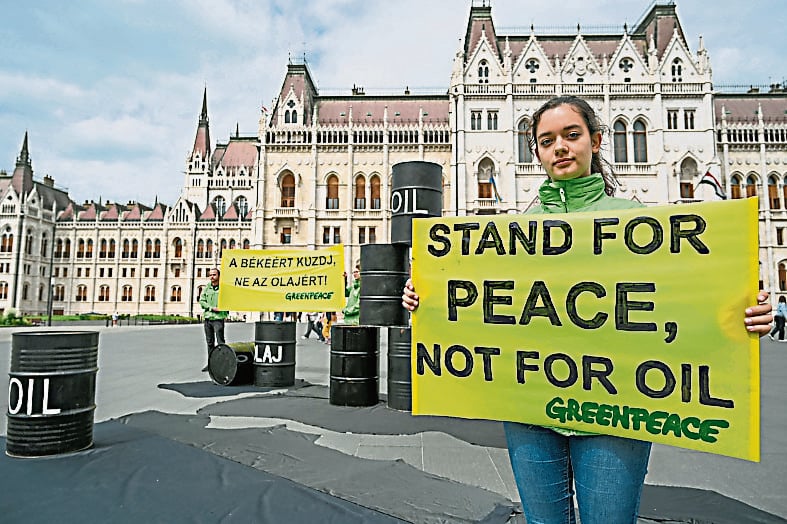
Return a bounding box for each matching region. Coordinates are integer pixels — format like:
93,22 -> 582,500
343,278 -> 361,325
199,284 -> 228,321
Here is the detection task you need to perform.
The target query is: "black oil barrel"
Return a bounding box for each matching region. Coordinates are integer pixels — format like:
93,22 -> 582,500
359,243 -> 409,326
253,321 -> 296,387
387,326 -> 412,411
6,331 -> 99,457
329,325 -> 379,406
390,161 -> 443,246
209,344 -> 253,386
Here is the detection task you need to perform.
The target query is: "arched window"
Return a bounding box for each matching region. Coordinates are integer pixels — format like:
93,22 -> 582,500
197,239 -> 205,258
144,285 -> 156,302
154,239 -> 161,258
100,239 -> 107,258
25,229 -> 33,255
284,111 -> 291,124
214,196 -> 226,216
281,172 -> 295,208
55,238 -> 63,258
1,230 -> 13,253
236,196 -> 248,217
633,120 -> 648,163
196,285 -> 204,300
613,120 -> 628,162
731,174 -> 743,199
354,176 -> 366,209
131,239 -> 139,258
86,239 -> 93,259
478,59 -> 489,84
517,119 -> 532,163
229,239 -> 236,250
22,282 -> 29,300
780,262 -> 787,292
206,240 -> 213,258
173,238 -> 183,258
220,239 -> 227,257
370,175 -> 381,209
53,284 -> 64,301
64,239 -> 71,258
477,158 -> 495,199
108,239 -> 115,258
38,284 -> 45,301
326,174 -> 339,209
291,110 -> 297,123
745,174 -> 758,198
122,285 -> 133,302
170,285 -> 182,302
40,233 -> 48,257
243,239 -> 250,249
680,158 -> 698,199
782,175 -> 787,206
145,239 -> 153,258
671,58 -> 683,82
77,238 -> 86,258
76,284 -> 88,302
98,285 -> 110,302
122,239 -> 130,258
0,281 -> 7,299
769,175 -> 781,210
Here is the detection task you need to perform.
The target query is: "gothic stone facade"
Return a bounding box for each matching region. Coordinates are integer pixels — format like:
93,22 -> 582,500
2,1 -> 785,318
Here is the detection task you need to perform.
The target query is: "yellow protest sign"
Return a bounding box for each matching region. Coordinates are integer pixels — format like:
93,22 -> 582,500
411,199 -> 760,461
218,245 -> 345,312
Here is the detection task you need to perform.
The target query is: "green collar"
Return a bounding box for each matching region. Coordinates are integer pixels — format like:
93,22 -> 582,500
537,173 -> 607,213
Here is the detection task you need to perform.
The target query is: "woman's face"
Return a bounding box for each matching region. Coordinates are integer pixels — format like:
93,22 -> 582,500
534,104 -> 601,182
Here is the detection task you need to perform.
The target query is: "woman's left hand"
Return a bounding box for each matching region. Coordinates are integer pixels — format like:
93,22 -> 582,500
745,291 -> 773,335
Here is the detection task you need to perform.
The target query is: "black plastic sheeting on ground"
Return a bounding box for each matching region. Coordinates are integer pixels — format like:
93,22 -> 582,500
639,485 -> 787,524
119,410 -> 517,524
192,384 -> 786,524
158,378 -> 309,398
0,420 -> 409,524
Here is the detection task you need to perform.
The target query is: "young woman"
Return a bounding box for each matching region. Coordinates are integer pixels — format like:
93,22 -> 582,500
402,95 -> 773,523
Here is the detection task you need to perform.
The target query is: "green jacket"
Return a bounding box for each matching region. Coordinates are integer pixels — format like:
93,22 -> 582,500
342,279 -> 361,325
530,174 -> 644,437
199,284 -> 228,321
529,173 -> 645,215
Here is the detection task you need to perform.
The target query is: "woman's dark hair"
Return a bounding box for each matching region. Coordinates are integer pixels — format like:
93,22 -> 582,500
779,295 -> 786,303
529,95 -> 619,196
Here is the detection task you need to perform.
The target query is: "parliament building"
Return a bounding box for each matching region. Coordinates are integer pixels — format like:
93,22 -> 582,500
1,1 -> 785,318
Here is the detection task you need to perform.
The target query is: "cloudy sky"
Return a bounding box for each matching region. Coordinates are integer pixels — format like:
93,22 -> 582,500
2,0 -> 784,206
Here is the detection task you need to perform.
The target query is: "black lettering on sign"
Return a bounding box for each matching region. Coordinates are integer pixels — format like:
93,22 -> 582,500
454,223 -> 480,255
447,280 -> 478,321
508,221 -> 537,255
475,222 -> 506,255
427,223 -> 451,257
670,214 -> 710,254
565,281 -> 608,329
624,216 -> 664,255
484,280 -> 515,325
543,220 -> 572,255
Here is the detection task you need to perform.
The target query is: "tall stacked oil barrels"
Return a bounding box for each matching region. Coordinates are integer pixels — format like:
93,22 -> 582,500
329,161 -> 442,410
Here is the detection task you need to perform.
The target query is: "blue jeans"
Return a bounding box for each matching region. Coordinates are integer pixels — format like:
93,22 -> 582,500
504,423 -> 651,524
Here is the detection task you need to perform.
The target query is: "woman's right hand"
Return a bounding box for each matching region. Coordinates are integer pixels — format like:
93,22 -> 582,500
402,278 -> 419,311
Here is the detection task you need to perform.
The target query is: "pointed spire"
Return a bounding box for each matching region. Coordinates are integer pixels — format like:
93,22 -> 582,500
16,131 -> 31,168
200,87 -> 209,125
192,88 -> 211,160
235,122 -> 240,137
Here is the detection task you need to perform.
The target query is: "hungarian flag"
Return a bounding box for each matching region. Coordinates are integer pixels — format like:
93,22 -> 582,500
489,172 -> 502,203
697,165 -> 727,200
